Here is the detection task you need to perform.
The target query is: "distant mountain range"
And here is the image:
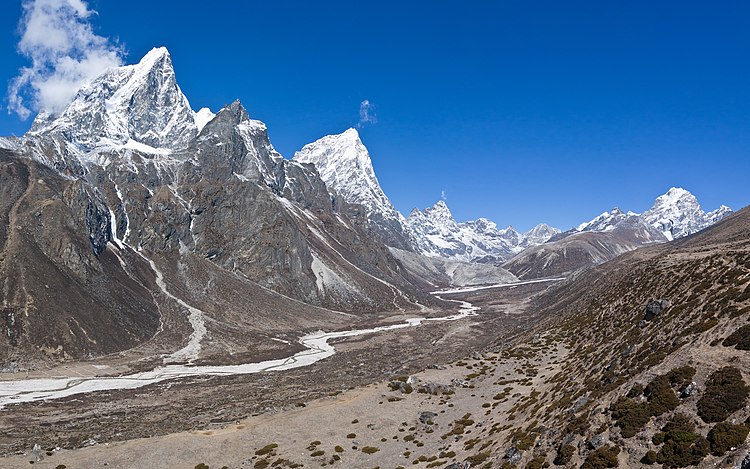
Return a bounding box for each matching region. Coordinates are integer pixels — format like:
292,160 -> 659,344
295,126 -> 732,267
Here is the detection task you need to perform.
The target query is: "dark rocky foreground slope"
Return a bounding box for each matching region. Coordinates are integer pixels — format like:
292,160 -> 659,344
458,205 -> 750,467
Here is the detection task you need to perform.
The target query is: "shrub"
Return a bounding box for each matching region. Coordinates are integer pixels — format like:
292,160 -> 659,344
697,367 -> 749,423
611,397 -> 651,438
662,413 -> 695,434
641,450 -> 658,465
195,465 -> 209,469
334,445 -> 344,453
464,451 -> 490,465
526,456 -> 548,468
723,324 -> 750,350
612,373 -> 683,438
645,415 -> 709,467
361,446 -> 380,454
654,436 -> 709,467
580,445 -> 620,469
310,450 -> 324,457
665,366 -> 696,392
553,444 -> 575,465
644,376 -> 680,415
254,444 -> 278,456
707,422 -> 750,455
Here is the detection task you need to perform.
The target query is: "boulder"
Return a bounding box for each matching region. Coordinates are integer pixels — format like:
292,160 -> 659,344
505,446 -> 522,464
419,411 -> 437,425
681,382 -> 698,398
587,434 -> 606,450
644,299 -> 670,321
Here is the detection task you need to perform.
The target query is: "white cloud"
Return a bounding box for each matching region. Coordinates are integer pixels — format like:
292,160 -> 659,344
7,0 -> 124,119
357,99 -> 377,128
441,190 -> 447,201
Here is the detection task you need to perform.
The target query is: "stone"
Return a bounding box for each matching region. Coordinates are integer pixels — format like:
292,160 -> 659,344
505,446 -> 522,464
452,379 -> 470,388
419,411 -> 437,425
681,382 -> 698,398
644,299 -> 670,321
444,463 -> 471,469
587,434 -> 606,450
31,444 -> 44,462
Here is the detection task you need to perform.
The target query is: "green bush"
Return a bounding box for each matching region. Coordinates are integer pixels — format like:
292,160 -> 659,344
612,372 -> 683,438
644,376 -> 680,415
641,450 -> 658,465
654,436 -> 709,467
254,444 -> 278,456
661,413 -> 695,434
643,414 -> 709,467
707,422 -> 750,455
464,451 -> 490,465
525,456 -> 548,468
554,445 -> 576,466
610,397 -> 651,438
361,446 -> 380,454
723,324 -> 750,350
665,366 -> 696,392
697,367 -> 749,423
581,445 -> 620,469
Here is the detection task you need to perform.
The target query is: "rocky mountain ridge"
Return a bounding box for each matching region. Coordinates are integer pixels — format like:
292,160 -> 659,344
0,47 -> 437,367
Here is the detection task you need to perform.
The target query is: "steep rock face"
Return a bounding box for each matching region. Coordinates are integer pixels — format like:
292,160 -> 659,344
0,150 -> 160,366
406,201 -> 560,263
293,129 -> 414,250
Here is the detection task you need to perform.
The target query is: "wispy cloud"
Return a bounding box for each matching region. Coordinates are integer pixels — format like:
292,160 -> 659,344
7,0 -> 124,119
357,99 -> 377,128
441,190 -> 447,201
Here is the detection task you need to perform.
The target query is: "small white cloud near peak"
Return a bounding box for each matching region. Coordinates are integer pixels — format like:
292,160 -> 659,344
8,0 -> 124,119
357,99 -> 377,128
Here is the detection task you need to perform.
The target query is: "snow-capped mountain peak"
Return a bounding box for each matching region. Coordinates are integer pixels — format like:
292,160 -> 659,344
522,223 -> 562,247
293,128 -> 414,249
641,187 -> 728,240
28,46 -> 198,152
573,187 -> 732,242
424,201 -> 457,227
294,128 -> 379,206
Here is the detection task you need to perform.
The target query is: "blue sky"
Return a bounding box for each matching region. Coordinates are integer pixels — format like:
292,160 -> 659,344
1,1 -> 748,231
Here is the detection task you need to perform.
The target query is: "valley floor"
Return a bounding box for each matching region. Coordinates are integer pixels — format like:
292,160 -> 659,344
0,282 -> 555,467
